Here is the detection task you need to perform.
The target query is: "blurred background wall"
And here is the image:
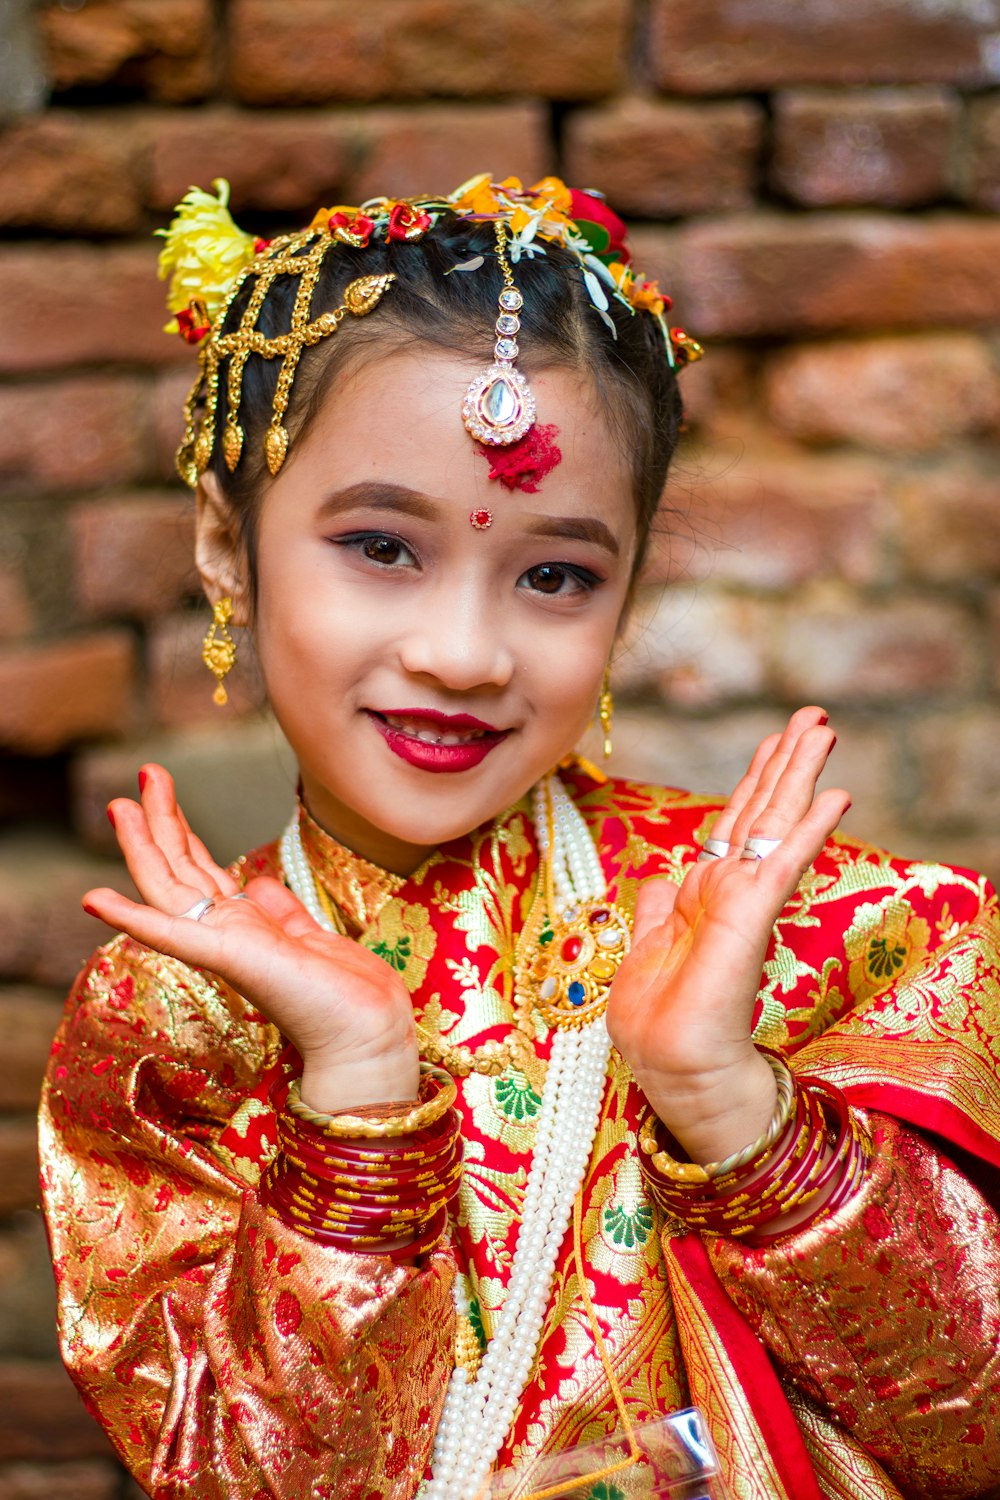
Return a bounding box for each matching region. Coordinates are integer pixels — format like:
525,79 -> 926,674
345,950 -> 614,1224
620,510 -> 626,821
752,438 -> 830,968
0,0 -> 998,1493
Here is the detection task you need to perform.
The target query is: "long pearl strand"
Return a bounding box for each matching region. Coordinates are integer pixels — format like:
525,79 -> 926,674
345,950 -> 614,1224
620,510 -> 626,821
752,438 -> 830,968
280,775 -> 613,1500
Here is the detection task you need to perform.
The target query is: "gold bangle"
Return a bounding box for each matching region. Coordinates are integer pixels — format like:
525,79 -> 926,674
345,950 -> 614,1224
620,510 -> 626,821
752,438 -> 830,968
638,1052 -> 796,1185
286,1063 -> 456,1139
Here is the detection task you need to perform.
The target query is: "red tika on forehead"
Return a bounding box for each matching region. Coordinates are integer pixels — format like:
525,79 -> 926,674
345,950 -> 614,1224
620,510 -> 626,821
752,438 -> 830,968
477,424 -> 562,494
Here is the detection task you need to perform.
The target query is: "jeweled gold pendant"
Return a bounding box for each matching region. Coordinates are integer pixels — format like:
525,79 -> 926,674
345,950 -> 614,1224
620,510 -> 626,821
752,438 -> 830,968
524,899 -> 631,1029
462,362 -> 536,446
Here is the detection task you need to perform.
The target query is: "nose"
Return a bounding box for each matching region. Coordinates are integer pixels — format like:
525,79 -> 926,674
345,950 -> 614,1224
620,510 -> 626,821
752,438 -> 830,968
397,579 -> 516,692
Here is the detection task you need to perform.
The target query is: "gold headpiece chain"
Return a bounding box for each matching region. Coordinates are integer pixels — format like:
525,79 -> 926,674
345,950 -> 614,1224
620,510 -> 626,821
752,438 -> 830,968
177,227 -> 395,487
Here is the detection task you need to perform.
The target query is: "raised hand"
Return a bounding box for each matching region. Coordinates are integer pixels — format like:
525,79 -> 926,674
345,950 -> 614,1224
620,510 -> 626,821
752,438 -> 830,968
606,706 -> 850,1166
83,764 -> 419,1112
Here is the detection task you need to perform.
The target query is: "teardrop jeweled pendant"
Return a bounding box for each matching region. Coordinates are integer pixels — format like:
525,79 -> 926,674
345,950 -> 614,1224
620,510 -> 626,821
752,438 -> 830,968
461,222 -> 536,447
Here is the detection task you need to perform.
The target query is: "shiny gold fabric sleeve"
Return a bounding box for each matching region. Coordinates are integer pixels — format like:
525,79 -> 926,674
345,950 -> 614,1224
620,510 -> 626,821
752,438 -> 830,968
39,936 -> 455,1500
710,1111 -> 1000,1500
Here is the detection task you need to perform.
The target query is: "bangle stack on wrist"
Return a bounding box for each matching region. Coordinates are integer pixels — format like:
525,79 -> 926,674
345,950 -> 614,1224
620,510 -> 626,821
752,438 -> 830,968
638,1054 -> 869,1246
259,1064 -> 461,1261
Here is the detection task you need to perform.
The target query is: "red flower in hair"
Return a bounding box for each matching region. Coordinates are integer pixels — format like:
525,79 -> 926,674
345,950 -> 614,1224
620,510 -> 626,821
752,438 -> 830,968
328,211 -> 376,248
568,189 -> 631,264
176,303 -> 211,344
387,203 -> 433,242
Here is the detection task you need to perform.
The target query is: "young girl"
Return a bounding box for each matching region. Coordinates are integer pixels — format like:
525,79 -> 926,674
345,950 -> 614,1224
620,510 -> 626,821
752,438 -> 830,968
40,176 -> 1000,1500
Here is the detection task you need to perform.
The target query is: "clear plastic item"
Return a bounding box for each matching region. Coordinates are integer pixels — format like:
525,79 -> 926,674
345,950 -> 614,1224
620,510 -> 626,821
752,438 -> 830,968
484,1407 -> 730,1500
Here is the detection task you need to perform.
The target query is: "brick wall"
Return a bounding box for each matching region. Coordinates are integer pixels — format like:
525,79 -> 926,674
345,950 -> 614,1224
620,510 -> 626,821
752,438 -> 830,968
1,1 -> 999,1490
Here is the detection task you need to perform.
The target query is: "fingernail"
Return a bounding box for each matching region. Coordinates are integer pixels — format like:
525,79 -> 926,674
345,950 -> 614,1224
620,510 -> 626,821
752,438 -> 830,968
831,734 -> 838,748
83,901 -> 99,917
138,770 -> 148,792
817,712 -> 829,725
106,805 -> 116,828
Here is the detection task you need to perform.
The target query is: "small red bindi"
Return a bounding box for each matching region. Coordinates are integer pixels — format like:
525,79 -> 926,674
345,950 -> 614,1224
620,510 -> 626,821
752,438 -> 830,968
470,508 -> 493,530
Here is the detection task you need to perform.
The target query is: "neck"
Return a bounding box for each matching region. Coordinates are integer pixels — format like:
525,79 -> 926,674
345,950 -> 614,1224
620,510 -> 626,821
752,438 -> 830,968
298,773 -> 436,877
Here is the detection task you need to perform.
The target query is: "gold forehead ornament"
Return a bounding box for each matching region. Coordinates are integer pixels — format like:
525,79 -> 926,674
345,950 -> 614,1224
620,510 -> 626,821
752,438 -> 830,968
176,225 -> 396,487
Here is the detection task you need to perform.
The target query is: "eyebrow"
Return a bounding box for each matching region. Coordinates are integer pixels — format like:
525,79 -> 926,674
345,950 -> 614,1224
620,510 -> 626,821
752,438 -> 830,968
317,481 -> 621,557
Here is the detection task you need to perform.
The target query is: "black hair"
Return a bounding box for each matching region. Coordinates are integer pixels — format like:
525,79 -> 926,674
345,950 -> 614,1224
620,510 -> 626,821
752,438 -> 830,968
207,211 -> 684,607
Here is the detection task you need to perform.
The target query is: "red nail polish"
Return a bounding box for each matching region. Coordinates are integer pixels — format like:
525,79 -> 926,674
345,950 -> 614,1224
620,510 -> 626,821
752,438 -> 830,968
138,770 -> 148,791
107,805 -> 116,828
83,901 -> 99,917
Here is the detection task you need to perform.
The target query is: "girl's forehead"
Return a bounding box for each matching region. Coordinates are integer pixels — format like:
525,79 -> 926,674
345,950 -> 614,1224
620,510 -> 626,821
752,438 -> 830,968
287,346 -> 633,516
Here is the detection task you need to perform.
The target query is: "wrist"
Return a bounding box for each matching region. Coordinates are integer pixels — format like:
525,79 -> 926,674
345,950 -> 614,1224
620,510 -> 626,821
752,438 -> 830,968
640,1048 -> 779,1166
299,1051 -> 420,1114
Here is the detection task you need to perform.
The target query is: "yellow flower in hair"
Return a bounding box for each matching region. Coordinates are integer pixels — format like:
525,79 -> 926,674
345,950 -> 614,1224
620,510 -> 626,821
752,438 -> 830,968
449,173 -> 502,216
529,176 -> 573,215
157,178 -> 257,334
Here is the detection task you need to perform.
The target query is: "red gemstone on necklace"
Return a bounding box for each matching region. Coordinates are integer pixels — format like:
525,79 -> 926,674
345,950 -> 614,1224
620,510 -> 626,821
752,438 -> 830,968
470,508 -> 493,530
561,934 -> 583,962
589,908 -> 610,925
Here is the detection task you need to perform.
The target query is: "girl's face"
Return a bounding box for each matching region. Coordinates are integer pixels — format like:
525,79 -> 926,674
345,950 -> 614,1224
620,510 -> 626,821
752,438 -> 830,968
223,348 -> 637,873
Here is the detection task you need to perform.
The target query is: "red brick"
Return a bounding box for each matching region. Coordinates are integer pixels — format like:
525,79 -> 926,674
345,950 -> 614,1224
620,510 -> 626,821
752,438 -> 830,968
343,104 -> 550,205
0,246 -> 189,375
0,989 -> 64,1113
647,443 -> 892,590
0,113 -> 142,234
0,633 -> 135,754
898,466 -> 1000,584
770,88 -> 960,208
650,0 -> 1000,92
765,334 -> 1000,452
563,98 -> 762,216
618,587 -> 772,708
40,0 -> 216,103
630,215 -> 1000,339
912,709 -> 1000,828
72,493 -> 198,621
148,612 -> 266,731
0,377 -> 151,495
228,0 -> 629,104
963,93 -> 1000,211
151,368 -> 196,483
0,1362 -> 114,1461
0,831 -> 135,988
771,595 -> 977,704
0,1461 -> 122,1500
146,103 -> 549,215
0,1214 -> 62,1360
0,1122 -> 40,1216
0,569 -> 33,643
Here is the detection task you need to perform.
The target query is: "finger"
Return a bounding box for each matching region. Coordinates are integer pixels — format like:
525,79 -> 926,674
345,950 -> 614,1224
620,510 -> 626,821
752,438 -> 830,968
708,733 -> 781,847
745,787 -> 851,904
107,796 -> 219,916
138,764 -> 238,897
727,706 -> 830,851
81,886 -> 250,971
632,877 -> 679,946
742,724 -> 837,843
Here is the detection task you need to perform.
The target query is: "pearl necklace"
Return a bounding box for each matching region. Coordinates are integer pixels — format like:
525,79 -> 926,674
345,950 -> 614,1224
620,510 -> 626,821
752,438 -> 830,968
280,774 -> 614,1500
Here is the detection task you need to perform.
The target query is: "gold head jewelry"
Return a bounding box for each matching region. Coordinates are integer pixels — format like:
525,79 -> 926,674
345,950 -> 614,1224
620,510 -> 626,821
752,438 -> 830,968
461,219 -> 535,447
202,596 -> 237,705
159,176 -> 702,488
599,666 -> 614,760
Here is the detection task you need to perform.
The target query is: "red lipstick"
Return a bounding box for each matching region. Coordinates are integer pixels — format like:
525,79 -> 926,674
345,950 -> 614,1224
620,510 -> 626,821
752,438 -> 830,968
367,709 -> 510,774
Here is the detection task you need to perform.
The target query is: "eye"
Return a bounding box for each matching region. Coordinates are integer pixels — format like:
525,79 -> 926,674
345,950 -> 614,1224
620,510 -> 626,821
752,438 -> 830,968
520,563 -> 599,597
337,533 -> 417,568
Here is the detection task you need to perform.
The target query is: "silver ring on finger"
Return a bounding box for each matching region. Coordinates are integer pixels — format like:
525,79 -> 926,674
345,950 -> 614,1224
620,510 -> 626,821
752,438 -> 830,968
740,836 -> 783,861
178,895 -> 217,921
697,836 -> 731,863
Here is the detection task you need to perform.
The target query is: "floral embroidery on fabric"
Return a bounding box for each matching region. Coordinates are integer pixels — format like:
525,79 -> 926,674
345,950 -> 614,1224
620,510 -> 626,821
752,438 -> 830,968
845,899 -> 931,1003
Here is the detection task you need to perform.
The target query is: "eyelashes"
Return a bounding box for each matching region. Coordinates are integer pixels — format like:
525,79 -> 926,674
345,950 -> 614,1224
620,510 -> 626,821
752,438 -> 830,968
331,532 -> 604,597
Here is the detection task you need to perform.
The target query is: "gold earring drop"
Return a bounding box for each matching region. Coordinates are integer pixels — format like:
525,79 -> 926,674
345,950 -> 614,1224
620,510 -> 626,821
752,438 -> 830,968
202,596 -> 237,705
599,667 -> 614,760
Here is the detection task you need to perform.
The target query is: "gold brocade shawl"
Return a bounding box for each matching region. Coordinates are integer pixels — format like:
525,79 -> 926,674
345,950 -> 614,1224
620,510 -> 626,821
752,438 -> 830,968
39,776 -> 1000,1500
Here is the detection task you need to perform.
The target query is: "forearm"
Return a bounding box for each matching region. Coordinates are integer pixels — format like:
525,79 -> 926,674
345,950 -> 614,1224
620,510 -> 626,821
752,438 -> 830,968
708,1111 -> 1000,1500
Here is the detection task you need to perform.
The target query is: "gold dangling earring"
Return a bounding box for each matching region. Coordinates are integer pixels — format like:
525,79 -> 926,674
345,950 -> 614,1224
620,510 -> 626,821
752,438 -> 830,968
202,596 -> 237,706
599,666 -> 614,760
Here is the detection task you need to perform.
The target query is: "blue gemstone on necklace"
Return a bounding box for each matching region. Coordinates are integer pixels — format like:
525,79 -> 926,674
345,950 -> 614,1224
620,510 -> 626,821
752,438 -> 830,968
568,981 -> 586,1006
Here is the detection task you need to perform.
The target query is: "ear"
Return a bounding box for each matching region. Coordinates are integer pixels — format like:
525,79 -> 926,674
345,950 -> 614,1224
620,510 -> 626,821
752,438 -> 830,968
194,471 -> 252,625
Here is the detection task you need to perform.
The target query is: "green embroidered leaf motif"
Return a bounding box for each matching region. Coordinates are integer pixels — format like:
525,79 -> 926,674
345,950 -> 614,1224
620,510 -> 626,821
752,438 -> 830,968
369,934 -> 412,972
602,1202 -> 654,1248
587,1481 -> 626,1500
467,1296 -> 487,1353
494,1073 -> 542,1122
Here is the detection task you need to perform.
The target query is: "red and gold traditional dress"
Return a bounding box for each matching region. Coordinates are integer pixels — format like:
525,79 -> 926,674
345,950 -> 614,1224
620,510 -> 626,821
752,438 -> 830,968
39,775 -> 1000,1500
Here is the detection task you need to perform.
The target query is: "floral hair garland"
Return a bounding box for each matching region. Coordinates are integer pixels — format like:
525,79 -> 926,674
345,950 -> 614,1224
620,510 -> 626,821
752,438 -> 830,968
157,174 -> 702,486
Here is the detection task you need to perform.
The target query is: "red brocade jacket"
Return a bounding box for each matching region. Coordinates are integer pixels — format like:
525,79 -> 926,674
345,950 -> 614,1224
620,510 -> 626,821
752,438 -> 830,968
39,776 -> 1000,1500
